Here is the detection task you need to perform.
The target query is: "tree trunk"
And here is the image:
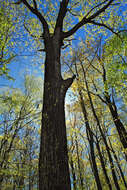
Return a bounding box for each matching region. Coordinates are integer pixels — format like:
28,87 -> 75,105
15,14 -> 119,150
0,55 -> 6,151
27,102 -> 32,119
39,32 -> 74,190
96,140 -> 112,190
75,134 -> 84,190
82,72 -> 120,190
101,63 -> 127,149
107,99 -> 127,149
39,80 -> 70,190
79,91 -> 102,190
108,138 -> 127,189
70,158 -> 77,190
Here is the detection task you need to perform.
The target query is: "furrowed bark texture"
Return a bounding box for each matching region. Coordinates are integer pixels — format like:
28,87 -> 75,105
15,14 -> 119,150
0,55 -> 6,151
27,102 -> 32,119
39,31 -> 73,190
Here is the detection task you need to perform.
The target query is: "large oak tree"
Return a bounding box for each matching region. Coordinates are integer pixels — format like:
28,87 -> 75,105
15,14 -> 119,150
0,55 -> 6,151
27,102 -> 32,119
12,0 -> 125,189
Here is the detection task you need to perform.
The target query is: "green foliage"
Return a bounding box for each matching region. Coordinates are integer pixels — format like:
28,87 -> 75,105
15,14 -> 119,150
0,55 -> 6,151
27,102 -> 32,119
64,33 -> 127,189
0,75 -> 42,189
104,32 -> 127,95
0,1 -> 16,79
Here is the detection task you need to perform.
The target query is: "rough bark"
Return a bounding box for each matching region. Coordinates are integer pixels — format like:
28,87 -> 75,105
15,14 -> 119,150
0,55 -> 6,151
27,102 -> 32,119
39,80 -> 71,190
19,1 -> 118,189
39,32 -> 75,190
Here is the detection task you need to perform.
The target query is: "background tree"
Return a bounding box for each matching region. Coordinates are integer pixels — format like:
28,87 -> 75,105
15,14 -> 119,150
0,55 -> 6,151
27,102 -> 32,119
0,1 -> 16,79
0,75 -> 42,189
65,35 -> 127,189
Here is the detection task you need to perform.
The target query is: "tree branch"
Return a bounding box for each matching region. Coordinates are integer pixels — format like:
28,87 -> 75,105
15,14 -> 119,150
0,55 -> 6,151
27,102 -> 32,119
21,0 -> 49,34
23,22 -> 37,38
88,0 -> 114,20
63,0 -> 114,38
55,0 -> 69,32
33,0 -> 37,10
63,75 -> 76,92
85,0 -> 108,18
11,0 -> 22,5
89,20 -> 120,36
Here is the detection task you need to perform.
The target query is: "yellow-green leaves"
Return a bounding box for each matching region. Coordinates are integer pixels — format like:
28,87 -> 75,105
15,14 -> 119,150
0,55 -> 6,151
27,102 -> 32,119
104,32 -> 127,95
0,2 -> 15,79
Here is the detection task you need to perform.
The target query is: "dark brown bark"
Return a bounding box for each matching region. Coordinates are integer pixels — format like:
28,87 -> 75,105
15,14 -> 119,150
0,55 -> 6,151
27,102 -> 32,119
102,135 -> 120,190
39,81 -> 71,190
75,133 -> 84,190
21,2 -> 74,189
20,1 -> 119,189
108,139 -> 127,189
96,140 -> 112,190
101,62 -> 127,149
63,0 -> 114,38
13,180 -> 16,190
39,33 -> 75,190
105,93 -> 127,149
89,101 -> 120,190
19,177 -> 24,189
86,128 -> 102,190
79,91 -> 102,190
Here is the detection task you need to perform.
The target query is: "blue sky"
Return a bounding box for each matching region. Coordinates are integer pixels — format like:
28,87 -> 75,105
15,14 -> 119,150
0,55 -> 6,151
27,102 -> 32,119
0,0 -> 127,92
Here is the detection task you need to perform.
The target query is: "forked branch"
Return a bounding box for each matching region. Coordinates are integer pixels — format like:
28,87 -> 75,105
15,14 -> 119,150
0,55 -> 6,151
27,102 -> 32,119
55,0 -> 69,31
14,0 -> 49,34
63,0 -> 114,38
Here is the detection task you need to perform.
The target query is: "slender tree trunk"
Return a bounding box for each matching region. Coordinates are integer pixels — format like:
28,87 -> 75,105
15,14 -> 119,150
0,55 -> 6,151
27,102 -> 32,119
79,91 -> 102,190
39,32 -> 75,190
101,62 -> 127,149
88,95 -> 120,190
96,140 -> 112,190
105,94 -> 127,149
102,135 -> 120,190
70,158 -> 77,190
108,139 -> 127,189
75,134 -> 84,190
19,176 -> 24,189
29,172 -> 32,190
13,181 -> 16,190
82,69 -> 121,190
69,131 -> 77,190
